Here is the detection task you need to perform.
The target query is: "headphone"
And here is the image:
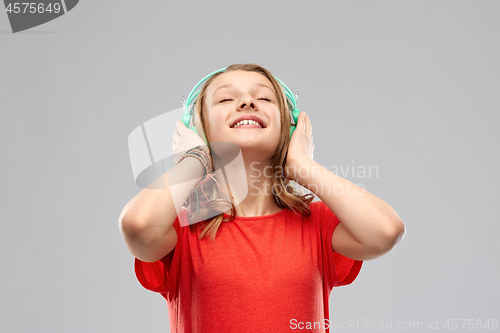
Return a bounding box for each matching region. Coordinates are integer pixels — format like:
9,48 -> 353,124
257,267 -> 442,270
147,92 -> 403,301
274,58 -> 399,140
181,67 -> 300,140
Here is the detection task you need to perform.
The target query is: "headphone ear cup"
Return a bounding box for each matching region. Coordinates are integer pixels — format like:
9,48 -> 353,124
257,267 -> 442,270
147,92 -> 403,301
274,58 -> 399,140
182,113 -> 191,128
184,102 -> 199,135
190,126 -> 199,135
290,107 -> 300,138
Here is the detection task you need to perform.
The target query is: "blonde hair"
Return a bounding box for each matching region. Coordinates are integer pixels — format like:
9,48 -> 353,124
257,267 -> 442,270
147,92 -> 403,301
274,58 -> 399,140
185,63 -> 315,240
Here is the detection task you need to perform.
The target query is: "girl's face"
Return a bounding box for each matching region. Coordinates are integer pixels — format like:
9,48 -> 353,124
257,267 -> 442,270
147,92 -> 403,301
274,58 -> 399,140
203,70 -> 282,157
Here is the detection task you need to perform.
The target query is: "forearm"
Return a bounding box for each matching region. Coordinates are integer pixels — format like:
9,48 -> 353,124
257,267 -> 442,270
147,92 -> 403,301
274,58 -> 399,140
291,158 -> 405,249
119,157 -> 205,240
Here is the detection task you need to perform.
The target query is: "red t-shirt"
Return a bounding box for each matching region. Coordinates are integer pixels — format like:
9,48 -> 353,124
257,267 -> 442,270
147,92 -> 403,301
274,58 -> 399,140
134,200 -> 363,332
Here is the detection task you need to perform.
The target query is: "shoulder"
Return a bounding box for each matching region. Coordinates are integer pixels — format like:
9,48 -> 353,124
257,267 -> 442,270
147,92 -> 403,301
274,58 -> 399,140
308,200 -> 339,221
307,200 -> 324,212
304,200 -> 341,238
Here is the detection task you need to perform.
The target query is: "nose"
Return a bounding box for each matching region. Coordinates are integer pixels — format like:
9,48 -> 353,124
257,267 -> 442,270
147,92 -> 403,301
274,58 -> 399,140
238,95 -> 256,110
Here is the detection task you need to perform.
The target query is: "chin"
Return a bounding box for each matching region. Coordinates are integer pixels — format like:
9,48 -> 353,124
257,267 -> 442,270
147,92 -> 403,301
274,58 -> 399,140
211,129 -> 279,151
237,140 -> 277,154
234,135 -> 270,146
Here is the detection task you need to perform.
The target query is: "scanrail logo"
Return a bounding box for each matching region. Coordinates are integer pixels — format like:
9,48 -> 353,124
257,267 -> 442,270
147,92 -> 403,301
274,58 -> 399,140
3,0 -> 78,33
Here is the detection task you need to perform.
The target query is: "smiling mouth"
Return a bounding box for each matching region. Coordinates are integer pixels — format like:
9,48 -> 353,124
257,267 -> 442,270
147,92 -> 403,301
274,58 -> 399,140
232,124 -> 263,129
230,119 -> 266,128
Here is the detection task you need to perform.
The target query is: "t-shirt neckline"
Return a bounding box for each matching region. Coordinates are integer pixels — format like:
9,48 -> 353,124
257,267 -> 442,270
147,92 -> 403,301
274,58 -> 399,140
223,208 -> 289,221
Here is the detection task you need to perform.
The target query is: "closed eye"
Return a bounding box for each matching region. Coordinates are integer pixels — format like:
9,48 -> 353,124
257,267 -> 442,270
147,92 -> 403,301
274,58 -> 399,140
220,97 -> 270,103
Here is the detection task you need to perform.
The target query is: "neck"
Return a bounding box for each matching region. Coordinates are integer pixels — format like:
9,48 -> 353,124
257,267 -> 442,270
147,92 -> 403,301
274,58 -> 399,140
214,149 -> 282,217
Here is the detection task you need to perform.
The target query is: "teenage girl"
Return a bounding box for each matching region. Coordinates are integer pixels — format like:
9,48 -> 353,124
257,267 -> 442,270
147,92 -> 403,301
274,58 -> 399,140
119,63 -> 406,333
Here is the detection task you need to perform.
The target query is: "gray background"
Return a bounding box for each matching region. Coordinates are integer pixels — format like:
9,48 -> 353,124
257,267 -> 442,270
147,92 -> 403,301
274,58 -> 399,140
1,1 -> 499,332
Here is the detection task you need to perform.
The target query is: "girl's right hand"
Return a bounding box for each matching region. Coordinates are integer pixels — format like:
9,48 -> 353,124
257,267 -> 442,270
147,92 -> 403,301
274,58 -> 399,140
172,121 -> 209,164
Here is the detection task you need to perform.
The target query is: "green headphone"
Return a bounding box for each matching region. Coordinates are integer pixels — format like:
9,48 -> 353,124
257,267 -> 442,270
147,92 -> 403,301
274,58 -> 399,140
181,67 -> 300,140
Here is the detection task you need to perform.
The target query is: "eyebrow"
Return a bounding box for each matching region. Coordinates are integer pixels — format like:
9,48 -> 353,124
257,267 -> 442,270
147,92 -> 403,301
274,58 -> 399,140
212,83 -> 275,96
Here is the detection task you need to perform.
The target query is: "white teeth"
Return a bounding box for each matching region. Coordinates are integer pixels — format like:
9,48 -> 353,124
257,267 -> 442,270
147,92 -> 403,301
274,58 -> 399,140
232,119 -> 263,128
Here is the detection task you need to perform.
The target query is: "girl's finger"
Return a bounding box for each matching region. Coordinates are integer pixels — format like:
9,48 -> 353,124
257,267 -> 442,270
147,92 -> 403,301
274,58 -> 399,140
301,112 -> 307,133
305,113 -> 312,134
176,120 -> 187,133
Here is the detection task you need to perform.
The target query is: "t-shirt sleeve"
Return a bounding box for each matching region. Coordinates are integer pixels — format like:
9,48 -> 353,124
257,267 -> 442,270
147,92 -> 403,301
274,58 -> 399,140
133,208 -> 187,300
312,201 -> 363,289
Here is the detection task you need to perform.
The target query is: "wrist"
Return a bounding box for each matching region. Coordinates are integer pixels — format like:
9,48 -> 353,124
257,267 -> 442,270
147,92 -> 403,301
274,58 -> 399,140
179,156 -> 206,182
286,157 -> 315,186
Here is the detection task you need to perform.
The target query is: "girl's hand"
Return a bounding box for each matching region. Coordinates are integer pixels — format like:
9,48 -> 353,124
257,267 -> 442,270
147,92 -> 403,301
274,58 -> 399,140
172,121 -> 209,164
285,112 -> 315,180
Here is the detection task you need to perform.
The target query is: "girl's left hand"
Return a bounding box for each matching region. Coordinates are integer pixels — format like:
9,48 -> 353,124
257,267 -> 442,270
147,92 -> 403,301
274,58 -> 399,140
285,111 -> 314,180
